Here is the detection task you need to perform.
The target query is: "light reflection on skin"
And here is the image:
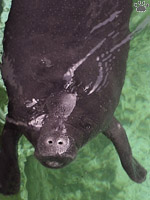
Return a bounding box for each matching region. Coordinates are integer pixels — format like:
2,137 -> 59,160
26,93 -> 77,130
28,114 -> 47,128
90,10 -> 122,34
63,38 -> 106,90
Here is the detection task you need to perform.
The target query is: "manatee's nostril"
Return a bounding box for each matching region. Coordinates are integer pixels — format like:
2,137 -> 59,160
57,140 -> 63,145
48,140 -> 53,144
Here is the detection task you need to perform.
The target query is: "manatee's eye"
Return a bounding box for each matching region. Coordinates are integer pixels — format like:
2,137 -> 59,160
85,123 -> 91,130
84,123 -> 91,130
79,120 -> 92,130
40,57 -> 53,68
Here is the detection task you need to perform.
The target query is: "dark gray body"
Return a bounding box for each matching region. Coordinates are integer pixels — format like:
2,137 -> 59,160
0,0 -> 147,195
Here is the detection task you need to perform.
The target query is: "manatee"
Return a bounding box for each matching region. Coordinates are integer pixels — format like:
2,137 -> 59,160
0,0 -> 147,195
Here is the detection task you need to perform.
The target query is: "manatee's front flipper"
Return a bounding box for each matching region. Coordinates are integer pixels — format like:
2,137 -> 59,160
103,117 -> 147,183
0,118 -> 22,195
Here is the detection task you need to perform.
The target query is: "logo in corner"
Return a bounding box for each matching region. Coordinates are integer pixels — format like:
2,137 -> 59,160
134,1 -> 149,12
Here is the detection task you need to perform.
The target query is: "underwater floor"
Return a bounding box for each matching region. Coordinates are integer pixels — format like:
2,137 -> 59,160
0,1 -> 150,200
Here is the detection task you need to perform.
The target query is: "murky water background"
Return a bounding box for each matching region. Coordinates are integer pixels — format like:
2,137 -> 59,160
0,1 -> 150,199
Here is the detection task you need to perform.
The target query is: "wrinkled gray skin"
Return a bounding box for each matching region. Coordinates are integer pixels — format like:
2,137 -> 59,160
0,0 -> 147,195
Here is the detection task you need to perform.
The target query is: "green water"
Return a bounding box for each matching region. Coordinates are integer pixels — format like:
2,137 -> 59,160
0,1 -> 150,200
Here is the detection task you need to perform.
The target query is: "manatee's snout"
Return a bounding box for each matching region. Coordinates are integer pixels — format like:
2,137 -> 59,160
34,133 -> 77,168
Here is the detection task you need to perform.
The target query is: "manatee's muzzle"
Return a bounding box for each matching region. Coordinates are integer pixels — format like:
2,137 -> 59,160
34,133 -> 77,168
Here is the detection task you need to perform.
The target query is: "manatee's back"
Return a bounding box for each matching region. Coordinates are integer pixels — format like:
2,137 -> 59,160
1,0 -> 132,121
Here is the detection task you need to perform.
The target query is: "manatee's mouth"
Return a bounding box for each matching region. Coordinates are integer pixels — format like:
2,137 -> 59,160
41,160 -> 65,168
36,154 -> 75,169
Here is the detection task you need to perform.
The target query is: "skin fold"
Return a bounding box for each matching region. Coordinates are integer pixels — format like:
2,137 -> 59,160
0,0 -> 147,195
